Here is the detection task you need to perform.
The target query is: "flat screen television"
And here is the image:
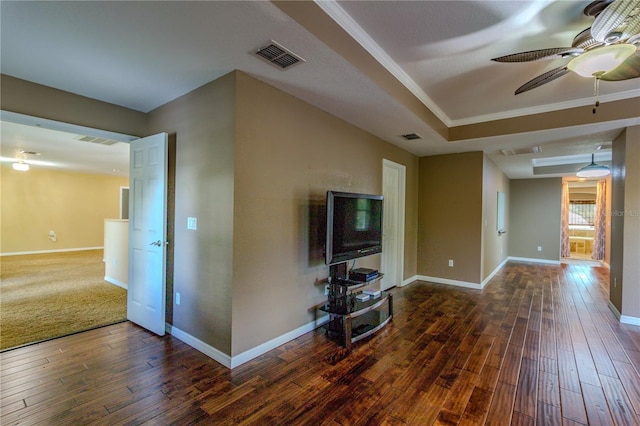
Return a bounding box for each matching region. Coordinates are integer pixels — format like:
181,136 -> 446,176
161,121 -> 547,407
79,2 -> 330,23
325,191 -> 383,265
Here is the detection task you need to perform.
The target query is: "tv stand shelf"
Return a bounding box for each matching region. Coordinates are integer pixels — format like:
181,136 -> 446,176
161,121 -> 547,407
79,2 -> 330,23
320,290 -> 393,349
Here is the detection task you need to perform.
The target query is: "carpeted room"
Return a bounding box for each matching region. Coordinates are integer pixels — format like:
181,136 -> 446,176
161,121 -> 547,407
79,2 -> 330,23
0,159 -> 129,350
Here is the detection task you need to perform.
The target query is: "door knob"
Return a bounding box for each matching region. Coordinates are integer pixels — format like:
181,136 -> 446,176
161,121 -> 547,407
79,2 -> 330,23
149,240 -> 162,247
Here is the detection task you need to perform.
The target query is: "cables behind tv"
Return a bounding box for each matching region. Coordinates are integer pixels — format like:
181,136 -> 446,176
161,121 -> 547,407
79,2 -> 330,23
349,259 -> 357,272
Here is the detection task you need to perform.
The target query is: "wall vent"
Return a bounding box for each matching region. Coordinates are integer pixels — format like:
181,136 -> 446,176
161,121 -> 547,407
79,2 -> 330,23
401,133 -> 422,140
75,135 -> 119,146
254,40 -> 305,70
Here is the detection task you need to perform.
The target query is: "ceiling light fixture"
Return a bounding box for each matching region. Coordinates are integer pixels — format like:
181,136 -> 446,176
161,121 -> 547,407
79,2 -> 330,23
576,153 -> 610,178
12,161 -> 30,171
566,44 -> 636,113
567,44 -> 636,77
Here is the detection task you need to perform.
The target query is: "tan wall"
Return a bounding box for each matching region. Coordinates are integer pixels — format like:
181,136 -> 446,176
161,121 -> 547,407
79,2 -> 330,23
417,152 -> 483,283
1,75 -> 147,137
232,72 -> 418,356
0,165 -> 128,253
147,73 -> 236,355
508,178 -> 562,261
611,126 -> 640,319
610,132 -> 625,311
482,156 -> 509,281
621,126 -> 640,319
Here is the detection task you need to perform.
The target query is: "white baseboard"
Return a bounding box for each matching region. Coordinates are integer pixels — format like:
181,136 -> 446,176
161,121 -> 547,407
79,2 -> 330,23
607,301 -> 640,326
230,315 -> 329,368
508,256 -> 561,265
621,315 -> 640,326
0,247 -> 103,257
416,275 -> 483,290
104,276 -> 127,290
481,258 -> 509,287
609,300 -> 622,320
166,324 -> 232,368
402,275 -> 418,286
166,315 -> 330,369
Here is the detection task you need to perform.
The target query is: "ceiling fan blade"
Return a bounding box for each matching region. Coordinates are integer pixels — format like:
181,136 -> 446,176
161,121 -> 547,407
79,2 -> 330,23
492,47 -> 583,63
591,0 -> 640,43
572,27 -> 602,50
583,0 -> 614,17
600,49 -> 640,80
515,66 -> 571,95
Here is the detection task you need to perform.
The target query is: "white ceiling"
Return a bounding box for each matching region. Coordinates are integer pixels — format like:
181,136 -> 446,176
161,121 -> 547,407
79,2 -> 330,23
1,0 -> 638,178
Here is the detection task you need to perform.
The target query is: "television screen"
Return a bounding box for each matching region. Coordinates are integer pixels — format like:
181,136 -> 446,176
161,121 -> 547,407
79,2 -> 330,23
326,191 -> 383,265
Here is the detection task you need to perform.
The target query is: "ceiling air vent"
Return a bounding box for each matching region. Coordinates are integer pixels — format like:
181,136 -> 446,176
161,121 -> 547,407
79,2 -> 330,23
401,133 -> 422,141
500,146 -> 542,156
75,135 -> 119,146
254,40 -> 305,70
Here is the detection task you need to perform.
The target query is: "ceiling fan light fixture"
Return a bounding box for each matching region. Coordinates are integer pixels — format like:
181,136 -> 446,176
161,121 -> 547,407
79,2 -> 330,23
576,153 -> 610,177
567,44 -> 636,77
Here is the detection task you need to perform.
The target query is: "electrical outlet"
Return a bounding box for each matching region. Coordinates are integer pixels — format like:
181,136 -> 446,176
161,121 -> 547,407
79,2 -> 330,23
176,292 -> 181,305
537,246 -> 542,252
448,259 -> 454,267
324,284 -> 330,296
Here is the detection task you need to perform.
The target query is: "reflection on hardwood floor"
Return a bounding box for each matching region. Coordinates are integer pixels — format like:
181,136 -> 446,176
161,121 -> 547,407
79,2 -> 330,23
1,261 -> 639,425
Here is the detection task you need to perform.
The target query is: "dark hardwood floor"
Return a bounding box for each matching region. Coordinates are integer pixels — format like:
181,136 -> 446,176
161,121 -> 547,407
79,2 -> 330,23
2,261 -> 639,425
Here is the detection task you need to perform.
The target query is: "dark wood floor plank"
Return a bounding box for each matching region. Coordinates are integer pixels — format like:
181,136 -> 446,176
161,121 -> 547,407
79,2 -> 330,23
592,310 -> 637,364
464,333 -> 494,375
3,261 -> 639,425
458,386 -> 493,426
560,386 -> 589,424
485,381 -> 516,425
612,360 -> 640,415
499,343 -> 524,386
512,411 -> 535,426
557,349 -> 582,393
441,368 -> 478,420
599,373 -> 640,425
538,371 -> 560,408
537,401 -> 562,425
581,382 -> 616,425
514,357 -> 538,418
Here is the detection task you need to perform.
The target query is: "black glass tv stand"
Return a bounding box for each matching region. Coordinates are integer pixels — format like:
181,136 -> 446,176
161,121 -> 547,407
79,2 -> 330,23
320,271 -> 392,349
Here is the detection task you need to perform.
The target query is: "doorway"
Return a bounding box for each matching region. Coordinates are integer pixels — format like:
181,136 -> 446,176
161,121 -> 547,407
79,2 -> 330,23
381,159 -> 406,291
563,178 -> 609,265
0,112 -> 134,349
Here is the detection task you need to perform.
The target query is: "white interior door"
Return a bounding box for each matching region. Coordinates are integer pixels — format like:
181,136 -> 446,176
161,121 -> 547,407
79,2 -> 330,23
381,159 -> 406,291
128,133 -> 168,335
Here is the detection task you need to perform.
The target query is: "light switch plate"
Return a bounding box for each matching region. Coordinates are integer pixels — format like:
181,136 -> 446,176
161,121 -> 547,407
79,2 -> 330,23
187,217 -> 197,230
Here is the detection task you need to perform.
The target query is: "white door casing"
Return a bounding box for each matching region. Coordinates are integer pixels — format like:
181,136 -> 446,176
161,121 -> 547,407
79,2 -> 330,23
128,133 -> 168,336
381,159 -> 406,291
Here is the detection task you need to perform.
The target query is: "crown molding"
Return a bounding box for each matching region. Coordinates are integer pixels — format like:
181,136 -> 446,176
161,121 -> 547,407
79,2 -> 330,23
451,89 -> 640,126
314,0 -> 451,126
314,0 -> 640,130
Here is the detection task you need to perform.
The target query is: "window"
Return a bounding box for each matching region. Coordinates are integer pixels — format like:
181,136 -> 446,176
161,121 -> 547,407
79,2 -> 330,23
569,200 -> 596,225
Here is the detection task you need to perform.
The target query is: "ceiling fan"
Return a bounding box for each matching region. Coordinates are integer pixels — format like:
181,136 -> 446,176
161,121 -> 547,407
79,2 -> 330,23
492,0 -> 640,96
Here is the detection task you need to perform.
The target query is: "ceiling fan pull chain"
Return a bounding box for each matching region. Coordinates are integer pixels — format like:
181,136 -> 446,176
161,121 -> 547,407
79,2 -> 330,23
593,76 -> 601,114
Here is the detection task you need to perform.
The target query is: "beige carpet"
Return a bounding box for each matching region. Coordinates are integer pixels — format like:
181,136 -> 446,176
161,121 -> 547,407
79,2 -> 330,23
0,250 -> 127,350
